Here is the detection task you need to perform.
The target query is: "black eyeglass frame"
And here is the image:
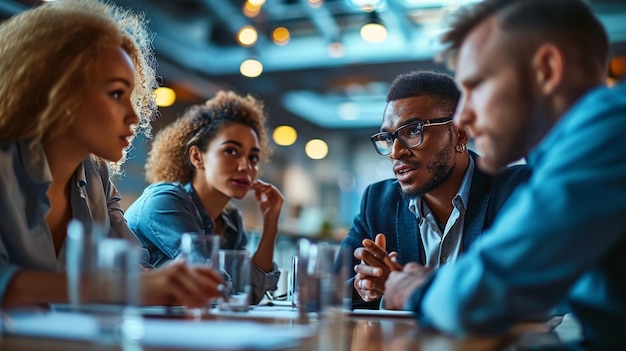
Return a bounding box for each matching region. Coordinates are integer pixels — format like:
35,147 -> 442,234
370,116 -> 454,156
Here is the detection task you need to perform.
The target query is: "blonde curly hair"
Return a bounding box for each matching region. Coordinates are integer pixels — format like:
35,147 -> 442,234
146,91 -> 270,184
0,0 -> 158,167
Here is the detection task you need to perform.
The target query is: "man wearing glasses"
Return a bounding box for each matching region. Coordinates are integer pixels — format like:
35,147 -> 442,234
340,70 -> 530,309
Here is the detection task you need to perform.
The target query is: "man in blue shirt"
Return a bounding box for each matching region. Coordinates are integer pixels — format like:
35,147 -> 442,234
384,0 -> 626,348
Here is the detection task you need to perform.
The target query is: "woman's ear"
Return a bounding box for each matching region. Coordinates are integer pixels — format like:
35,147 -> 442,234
188,145 -> 204,170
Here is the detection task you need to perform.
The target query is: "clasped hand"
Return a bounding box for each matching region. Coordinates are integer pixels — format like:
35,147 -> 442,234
353,233 -> 402,302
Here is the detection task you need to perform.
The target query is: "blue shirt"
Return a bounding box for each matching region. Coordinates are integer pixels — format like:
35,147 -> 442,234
408,82 -> 626,348
124,182 -> 279,304
409,156 -> 474,266
0,140 -> 147,303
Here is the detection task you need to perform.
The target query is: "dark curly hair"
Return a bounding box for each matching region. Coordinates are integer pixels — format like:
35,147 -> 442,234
145,91 -> 270,183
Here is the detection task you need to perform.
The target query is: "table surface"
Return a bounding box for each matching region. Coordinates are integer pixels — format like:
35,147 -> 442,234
0,305 -> 578,351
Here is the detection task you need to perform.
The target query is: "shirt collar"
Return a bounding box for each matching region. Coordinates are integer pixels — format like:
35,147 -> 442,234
408,155 -> 474,217
18,139 -> 52,185
181,182 -> 237,234
76,160 -> 87,187
18,139 -> 89,189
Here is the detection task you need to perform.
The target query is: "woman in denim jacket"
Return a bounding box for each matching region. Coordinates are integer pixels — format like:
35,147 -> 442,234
125,91 -> 283,304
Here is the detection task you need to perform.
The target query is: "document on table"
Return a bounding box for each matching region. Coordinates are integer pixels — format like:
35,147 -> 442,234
4,311 -> 314,350
50,303 -> 187,316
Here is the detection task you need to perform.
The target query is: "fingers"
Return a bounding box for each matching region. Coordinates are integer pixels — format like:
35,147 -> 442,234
354,262 -> 383,277
252,180 -> 283,200
142,262 -> 222,308
354,248 -> 386,274
363,239 -> 402,271
251,180 -> 284,218
362,238 -> 388,259
354,273 -> 383,301
374,233 -> 386,251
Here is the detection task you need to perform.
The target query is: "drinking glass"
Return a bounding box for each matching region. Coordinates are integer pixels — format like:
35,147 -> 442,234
288,256 -> 299,309
214,250 -> 251,312
178,232 -> 220,267
66,220 -> 143,344
296,239 -> 350,321
177,232 -> 221,316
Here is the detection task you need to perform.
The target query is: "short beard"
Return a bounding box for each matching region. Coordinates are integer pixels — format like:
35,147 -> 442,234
400,143 -> 455,200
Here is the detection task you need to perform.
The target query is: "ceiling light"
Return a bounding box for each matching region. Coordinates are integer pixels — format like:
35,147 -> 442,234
243,2 -> 262,18
272,27 -> 290,46
360,12 -> 387,43
153,87 -> 176,107
237,26 -> 258,46
248,0 -> 266,6
305,139 -> 329,160
273,125 -> 297,146
240,59 -> 263,78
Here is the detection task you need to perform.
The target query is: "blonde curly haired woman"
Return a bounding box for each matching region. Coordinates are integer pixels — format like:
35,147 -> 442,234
125,91 -> 284,304
0,0 -> 221,308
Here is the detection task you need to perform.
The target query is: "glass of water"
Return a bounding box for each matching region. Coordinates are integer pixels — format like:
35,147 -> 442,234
214,250 -> 251,312
178,232 -> 220,316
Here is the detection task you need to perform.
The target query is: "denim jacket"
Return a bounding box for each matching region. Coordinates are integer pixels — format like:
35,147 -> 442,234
125,182 -> 279,304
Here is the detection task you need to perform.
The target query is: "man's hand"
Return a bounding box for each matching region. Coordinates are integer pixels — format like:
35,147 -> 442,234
353,233 -> 402,302
384,263 -> 433,310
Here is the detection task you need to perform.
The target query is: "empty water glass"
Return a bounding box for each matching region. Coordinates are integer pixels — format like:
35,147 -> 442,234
296,239 -> 350,321
66,220 -> 143,344
214,250 -> 251,312
178,232 -> 220,316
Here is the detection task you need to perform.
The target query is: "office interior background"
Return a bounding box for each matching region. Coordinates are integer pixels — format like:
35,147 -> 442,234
2,0 -> 626,244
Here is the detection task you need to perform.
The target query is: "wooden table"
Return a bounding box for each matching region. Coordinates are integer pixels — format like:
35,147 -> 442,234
0,307 -> 575,351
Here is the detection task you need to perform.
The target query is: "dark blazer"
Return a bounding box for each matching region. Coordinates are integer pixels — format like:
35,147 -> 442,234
340,152 -> 530,309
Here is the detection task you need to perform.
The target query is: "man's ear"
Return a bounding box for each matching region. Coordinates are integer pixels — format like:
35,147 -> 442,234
188,145 -> 203,169
457,126 -> 469,145
532,43 -> 564,96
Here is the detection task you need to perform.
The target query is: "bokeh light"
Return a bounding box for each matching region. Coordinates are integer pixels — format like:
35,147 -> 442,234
154,87 -> 176,107
305,139 -> 329,160
273,125 -> 298,146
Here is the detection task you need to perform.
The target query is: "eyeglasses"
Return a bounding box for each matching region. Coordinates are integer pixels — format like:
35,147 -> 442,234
370,117 -> 454,156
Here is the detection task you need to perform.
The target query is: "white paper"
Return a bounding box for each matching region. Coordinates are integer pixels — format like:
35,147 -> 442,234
5,311 -> 314,349
213,305 -> 300,319
50,304 -> 187,317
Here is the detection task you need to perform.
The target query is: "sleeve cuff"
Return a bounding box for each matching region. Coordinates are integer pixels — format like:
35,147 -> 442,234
405,270 -> 438,326
249,262 -> 280,304
0,264 -> 21,305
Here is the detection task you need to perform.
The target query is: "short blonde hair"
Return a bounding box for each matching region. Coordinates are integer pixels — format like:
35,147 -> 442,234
0,0 -> 158,166
146,91 -> 270,184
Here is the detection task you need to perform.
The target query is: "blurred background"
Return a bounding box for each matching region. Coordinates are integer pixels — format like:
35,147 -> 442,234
3,0 -> 626,243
